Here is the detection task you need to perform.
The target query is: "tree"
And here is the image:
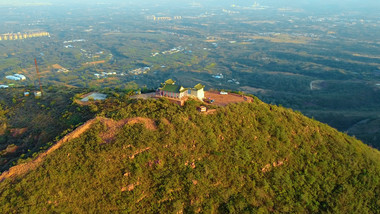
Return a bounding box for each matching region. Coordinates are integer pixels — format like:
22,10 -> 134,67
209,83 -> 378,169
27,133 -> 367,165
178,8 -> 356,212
0,104 -> 8,134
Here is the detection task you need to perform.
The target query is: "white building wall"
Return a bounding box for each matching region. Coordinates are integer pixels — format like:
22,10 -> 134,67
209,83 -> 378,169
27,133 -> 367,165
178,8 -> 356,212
190,88 -> 204,100
190,89 -> 197,97
14,74 -> 26,80
6,76 -> 21,81
197,88 -> 204,100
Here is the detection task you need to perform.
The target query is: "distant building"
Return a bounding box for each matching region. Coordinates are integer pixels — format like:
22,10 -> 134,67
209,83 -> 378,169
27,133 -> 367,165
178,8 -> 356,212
212,73 -> 224,79
101,72 -> 116,76
14,74 -> 26,80
0,85 -> 9,88
5,74 -> 26,81
198,106 -> 207,112
6,76 -> 18,81
0,32 -> 50,42
157,79 -> 205,101
129,67 -> 150,75
34,91 -> 42,97
57,68 -> 70,73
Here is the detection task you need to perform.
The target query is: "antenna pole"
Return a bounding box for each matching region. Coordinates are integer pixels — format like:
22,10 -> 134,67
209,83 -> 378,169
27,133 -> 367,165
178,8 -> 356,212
34,58 -> 43,96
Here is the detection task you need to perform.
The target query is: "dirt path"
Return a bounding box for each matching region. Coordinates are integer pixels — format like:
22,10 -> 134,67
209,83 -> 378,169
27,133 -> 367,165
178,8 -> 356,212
310,80 -> 324,90
0,117 -> 156,183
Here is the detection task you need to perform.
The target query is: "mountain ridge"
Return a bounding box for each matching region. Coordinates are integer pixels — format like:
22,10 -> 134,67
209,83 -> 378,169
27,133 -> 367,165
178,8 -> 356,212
0,116 -> 158,182
0,97 -> 379,213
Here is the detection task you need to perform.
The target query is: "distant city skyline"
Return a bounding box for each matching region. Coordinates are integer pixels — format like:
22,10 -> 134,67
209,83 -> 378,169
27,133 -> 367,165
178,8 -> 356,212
0,0 -> 379,8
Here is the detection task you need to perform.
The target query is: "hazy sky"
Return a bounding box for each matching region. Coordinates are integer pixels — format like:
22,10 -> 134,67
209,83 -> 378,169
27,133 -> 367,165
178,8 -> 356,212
0,0 -> 379,11
0,0 -> 377,4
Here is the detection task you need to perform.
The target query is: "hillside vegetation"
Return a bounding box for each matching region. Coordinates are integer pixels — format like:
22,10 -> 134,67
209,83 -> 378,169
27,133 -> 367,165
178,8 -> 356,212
0,87 -> 94,172
0,97 -> 379,213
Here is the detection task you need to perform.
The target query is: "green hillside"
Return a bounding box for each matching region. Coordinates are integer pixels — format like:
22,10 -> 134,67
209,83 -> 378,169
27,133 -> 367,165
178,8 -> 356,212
0,87 -> 94,172
0,97 -> 379,213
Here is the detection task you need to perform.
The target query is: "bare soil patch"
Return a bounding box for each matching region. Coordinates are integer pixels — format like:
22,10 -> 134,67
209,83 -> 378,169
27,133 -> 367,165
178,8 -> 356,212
95,117 -> 157,143
82,60 -> 105,66
52,64 -> 64,69
10,128 -> 28,137
203,109 -> 217,115
204,91 -> 253,106
239,86 -> 268,94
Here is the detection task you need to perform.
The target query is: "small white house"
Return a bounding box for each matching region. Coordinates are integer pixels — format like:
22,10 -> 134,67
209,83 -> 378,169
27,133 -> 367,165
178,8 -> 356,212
14,74 -> 26,80
0,85 -> 9,88
34,91 -> 42,97
5,74 -> 26,81
6,75 -> 20,81
212,74 -> 224,79
198,106 -> 207,112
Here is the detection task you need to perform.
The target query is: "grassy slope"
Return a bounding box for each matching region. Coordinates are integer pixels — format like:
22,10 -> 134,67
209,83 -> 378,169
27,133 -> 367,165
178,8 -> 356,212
0,98 -> 379,213
0,87 -> 94,172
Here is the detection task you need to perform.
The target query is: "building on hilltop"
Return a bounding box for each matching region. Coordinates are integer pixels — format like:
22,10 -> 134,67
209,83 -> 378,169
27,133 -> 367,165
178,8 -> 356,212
191,83 -> 205,100
156,79 -> 205,101
158,79 -> 187,99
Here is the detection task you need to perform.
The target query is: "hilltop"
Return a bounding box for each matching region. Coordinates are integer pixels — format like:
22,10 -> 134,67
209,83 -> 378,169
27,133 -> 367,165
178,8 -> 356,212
0,95 -> 379,213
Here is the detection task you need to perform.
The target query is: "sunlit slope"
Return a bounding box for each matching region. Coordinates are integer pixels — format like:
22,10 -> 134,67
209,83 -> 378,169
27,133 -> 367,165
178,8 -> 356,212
1,98 -> 379,213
